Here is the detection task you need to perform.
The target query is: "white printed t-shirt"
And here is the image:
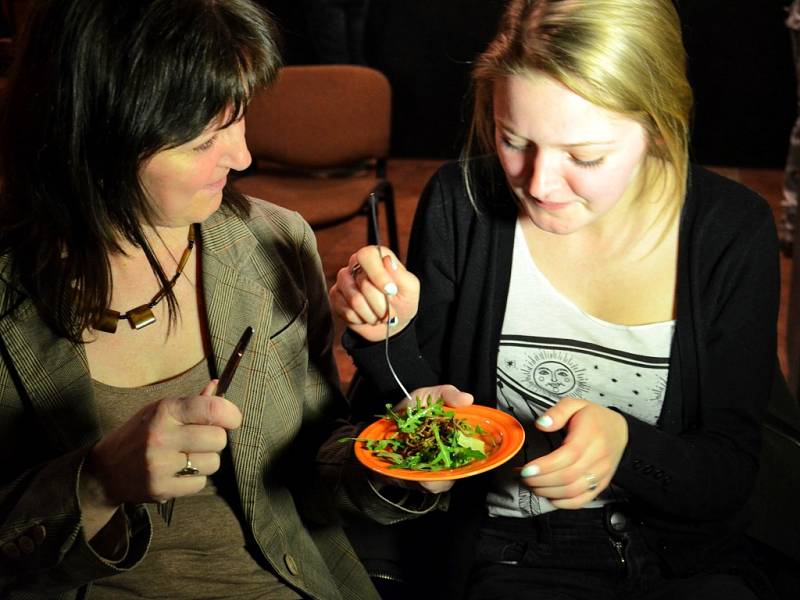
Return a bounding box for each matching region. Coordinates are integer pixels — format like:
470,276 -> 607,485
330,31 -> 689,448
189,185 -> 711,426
487,220 -> 675,518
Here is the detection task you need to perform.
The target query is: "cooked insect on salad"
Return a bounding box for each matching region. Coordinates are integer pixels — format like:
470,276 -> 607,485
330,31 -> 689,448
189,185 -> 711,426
344,397 -> 496,471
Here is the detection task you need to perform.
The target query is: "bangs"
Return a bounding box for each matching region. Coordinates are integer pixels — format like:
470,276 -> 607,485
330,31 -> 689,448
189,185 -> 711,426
126,0 -> 282,156
175,2 -> 280,140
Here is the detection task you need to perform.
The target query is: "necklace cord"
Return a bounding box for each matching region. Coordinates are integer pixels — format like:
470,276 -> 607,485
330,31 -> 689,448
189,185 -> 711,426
94,224 -> 197,333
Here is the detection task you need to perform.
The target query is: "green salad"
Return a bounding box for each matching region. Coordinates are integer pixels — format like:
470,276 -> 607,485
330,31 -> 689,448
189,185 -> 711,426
345,397 -> 492,471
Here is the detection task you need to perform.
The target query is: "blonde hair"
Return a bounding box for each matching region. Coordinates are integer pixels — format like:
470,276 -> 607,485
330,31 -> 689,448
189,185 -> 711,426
463,0 -> 692,206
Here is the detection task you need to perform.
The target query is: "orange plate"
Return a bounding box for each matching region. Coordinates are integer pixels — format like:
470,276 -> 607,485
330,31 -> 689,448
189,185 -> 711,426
354,404 -> 525,481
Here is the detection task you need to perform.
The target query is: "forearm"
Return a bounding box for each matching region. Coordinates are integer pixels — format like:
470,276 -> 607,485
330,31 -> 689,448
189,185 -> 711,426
78,447 -> 124,543
614,413 -> 762,519
343,323 -> 439,406
0,447 -> 150,594
318,419 -> 444,525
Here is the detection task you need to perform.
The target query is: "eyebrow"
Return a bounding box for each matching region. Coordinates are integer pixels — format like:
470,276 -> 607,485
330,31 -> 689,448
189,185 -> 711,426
495,120 -> 615,148
562,140 -> 615,148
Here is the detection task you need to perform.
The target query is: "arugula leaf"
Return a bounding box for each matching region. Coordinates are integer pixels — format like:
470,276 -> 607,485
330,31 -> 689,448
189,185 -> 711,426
345,397 -> 495,471
455,430 -> 485,453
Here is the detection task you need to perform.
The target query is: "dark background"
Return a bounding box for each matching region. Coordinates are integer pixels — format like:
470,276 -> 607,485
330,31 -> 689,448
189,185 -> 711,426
265,0 -> 795,168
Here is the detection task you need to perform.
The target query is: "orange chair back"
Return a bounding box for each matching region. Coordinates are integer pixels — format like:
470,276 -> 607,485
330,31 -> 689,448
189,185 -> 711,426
245,65 -> 391,169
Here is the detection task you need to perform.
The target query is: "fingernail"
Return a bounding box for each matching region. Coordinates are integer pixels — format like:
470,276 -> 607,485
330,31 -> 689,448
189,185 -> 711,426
536,415 -> 553,427
521,464 -> 540,477
390,257 -> 398,271
388,315 -> 399,327
384,282 -> 398,296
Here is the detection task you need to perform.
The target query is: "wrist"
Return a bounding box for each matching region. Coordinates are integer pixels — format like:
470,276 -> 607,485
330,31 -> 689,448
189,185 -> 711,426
344,315 -> 416,347
81,445 -> 123,511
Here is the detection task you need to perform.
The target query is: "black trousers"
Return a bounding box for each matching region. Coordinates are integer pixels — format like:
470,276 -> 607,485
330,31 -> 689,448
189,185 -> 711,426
467,505 -> 766,600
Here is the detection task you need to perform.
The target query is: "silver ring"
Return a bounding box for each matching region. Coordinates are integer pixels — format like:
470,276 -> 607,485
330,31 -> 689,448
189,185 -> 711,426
350,262 -> 363,279
585,472 -> 599,492
175,453 -> 200,477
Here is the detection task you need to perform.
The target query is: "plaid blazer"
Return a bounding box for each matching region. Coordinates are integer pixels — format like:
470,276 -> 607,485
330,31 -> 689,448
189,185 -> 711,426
0,200 -> 379,599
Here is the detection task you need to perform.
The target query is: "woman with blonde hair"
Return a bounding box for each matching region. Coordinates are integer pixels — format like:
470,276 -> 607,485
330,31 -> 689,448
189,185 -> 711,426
331,0 -> 779,598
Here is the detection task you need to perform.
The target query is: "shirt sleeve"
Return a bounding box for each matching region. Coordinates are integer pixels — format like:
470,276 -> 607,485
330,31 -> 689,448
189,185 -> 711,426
0,446 -> 151,595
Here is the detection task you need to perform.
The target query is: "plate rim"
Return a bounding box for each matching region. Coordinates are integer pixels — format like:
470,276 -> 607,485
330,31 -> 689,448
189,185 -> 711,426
353,404 -> 525,481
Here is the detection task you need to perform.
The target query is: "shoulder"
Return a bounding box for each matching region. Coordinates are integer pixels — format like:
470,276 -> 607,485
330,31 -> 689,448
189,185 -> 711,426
680,166 -> 779,291
425,160 -> 465,191
204,196 -> 312,258
418,157 -> 515,224
241,195 -> 311,247
683,165 -> 777,245
685,165 -> 774,225
423,157 -> 507,196
417,161 -> 467,217
200,196 -> 321,292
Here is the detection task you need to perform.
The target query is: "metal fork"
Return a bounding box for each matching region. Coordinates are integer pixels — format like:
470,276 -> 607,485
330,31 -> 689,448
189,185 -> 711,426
369,196 -> 412,403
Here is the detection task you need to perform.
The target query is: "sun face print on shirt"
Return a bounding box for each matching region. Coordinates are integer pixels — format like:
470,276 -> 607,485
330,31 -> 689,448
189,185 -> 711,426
489,335 -> 670,518
497,336 -> 668,426
532,360 -> 576,394
524,351 -> 591,400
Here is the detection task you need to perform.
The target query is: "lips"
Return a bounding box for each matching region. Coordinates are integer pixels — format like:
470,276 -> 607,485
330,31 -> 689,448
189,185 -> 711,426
532,197 -> 572,211
205,175 -> 228,191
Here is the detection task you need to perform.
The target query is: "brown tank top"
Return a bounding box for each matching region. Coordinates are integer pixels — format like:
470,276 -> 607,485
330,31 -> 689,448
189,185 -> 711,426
90,359 -> 301,599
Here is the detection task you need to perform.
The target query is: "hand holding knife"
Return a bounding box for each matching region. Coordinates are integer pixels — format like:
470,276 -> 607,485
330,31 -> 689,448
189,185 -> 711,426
157,325 -> 253,525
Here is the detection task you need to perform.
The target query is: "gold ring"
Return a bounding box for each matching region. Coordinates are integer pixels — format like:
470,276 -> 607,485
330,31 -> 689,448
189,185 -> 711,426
175,453 -> 200,477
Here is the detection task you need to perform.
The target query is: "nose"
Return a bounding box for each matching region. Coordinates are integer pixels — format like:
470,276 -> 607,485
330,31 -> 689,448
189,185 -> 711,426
220,117 -> 252,172
527,150 -> 561,200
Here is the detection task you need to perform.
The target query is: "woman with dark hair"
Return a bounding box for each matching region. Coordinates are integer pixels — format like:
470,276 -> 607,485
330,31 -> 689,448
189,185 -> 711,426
331,0 -> 780,598
0,1 -> 415,598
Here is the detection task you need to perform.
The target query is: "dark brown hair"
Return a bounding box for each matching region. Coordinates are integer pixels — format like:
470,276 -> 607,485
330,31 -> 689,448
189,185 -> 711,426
0,0 -> 282,341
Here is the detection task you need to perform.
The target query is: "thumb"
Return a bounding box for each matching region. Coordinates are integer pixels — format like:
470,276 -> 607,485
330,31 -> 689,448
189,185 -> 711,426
535,397 -> 586,432
200,379 -> 219,396
400,384 -> 474,410
166,394 -> 243,429
419,480 -> 455,494
438,384 -> 474,408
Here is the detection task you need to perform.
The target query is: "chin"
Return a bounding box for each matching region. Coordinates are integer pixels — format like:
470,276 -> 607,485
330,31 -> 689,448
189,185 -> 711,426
526,210 -> 586,236
194,192 -> 225,223
539,222 -> 583,236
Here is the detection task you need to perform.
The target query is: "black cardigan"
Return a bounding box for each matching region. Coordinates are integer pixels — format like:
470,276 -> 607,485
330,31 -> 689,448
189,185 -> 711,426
344,159 -> 779,589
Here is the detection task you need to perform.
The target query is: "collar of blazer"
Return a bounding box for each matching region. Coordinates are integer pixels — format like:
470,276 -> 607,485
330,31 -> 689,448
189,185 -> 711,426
0,207 -> 281,489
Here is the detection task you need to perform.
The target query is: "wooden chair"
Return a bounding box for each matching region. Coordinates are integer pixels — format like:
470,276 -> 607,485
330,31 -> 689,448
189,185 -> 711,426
234,65 -> 399,254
